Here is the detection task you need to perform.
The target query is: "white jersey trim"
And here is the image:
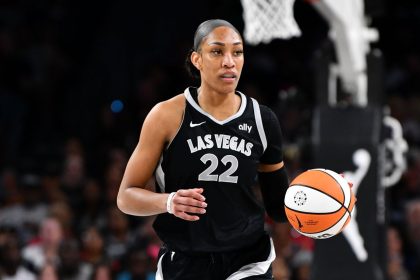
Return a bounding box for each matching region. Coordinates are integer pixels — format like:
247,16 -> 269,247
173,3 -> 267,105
166,103 -> 185,150
251,98 -> 267,152
155,251 -> 166,280
184,87 -> 247,125
156,98 -> 186,193
226,238 -> 276,280
156,155 -> 165,192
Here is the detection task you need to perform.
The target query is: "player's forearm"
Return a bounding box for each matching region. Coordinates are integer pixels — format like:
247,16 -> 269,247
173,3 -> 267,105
271,222 -> 291,256
258,166 -> 289,222
117,186 -> 168,216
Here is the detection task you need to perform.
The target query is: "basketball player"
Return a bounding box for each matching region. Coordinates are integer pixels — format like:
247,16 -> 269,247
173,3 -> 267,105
117,19 -> 289,280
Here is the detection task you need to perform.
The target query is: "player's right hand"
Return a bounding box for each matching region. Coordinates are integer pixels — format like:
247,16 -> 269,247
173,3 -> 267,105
170,188 -> 207,221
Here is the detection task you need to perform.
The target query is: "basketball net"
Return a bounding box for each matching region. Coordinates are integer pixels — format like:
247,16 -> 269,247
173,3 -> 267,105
241,0 -> 301,45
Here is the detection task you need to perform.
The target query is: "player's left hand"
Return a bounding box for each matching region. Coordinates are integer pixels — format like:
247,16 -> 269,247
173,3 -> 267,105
169,188 -> 207,221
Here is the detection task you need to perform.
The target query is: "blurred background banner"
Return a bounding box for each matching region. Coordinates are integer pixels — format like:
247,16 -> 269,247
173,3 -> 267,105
312,106 -> 385,280
0,0 -> 420,279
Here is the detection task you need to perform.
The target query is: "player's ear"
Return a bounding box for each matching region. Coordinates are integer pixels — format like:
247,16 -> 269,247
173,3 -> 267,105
191,51 -> 202,71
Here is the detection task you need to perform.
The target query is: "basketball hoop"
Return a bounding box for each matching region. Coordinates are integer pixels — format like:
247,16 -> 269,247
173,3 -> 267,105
241,0 -> 302,45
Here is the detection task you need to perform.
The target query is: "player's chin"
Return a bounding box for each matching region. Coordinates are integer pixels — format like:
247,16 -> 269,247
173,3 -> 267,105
216,82 -> 239,94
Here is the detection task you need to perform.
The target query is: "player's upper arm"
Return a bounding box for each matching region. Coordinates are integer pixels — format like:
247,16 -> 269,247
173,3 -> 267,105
256,105 -> 289,222
120,96 -> 184,191
258,105 -> 284,166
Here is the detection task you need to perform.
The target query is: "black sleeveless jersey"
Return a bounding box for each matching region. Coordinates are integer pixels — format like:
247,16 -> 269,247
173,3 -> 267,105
153,87 -> 283,253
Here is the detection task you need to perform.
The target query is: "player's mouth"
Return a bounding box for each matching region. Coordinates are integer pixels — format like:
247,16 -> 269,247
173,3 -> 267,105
220,72 -> 237,82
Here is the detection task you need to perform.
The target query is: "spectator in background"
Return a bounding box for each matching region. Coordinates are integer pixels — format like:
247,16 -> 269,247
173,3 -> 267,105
0,173 -> 48,243
133,216 -> 162,272
56,238 -> 93,280
80,226 -> 107,267
60,138 -> 86,213
76,179 -> 107,235
387,226 -> 410,280
290,250 -> 313,280
104,206 -> 135,274
49,200 -> 74,238
105,162 -> 125,205
38,263 -> 59,280
0,229 -> 37,280
404,199 -> 420,278
116,246 -> 155,280
91,262 -> 113,280
41,165 -> 67,206
22,216 -> 63,273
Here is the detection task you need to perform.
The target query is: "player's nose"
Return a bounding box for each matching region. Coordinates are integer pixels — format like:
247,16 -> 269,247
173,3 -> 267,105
222,54 -> 235,68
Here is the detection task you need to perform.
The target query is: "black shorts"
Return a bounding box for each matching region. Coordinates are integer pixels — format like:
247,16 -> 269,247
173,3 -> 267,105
155,234 -> 275,280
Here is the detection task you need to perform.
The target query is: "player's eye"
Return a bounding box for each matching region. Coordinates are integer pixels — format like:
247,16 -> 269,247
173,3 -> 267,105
233,50 -> 244,57
211,49 -> 222,55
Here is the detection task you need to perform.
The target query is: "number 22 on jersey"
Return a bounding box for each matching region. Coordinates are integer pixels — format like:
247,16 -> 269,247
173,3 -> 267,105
198,153 -> 238,183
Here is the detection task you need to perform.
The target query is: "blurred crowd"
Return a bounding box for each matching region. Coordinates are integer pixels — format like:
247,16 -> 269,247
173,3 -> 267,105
1,0 -> 420,279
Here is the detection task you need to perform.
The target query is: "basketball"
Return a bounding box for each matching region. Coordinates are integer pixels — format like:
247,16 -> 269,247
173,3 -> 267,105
284,169 -> 356,239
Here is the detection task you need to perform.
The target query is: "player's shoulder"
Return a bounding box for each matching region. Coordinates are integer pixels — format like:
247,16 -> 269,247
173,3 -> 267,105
149,93 -> 185,121
253,101 -> 277,122
155,93 -> 185,111
143,93 -> 186,140
258,104 -> 272,114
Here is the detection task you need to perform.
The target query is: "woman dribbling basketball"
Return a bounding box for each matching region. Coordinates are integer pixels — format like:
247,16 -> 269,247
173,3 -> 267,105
117,19 -> 290,279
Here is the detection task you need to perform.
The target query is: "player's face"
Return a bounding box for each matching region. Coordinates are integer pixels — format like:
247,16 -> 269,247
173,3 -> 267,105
193,26 -> 244,94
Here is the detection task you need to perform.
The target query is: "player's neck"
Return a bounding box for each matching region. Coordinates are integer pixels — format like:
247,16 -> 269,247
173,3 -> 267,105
197,87 -> 241,121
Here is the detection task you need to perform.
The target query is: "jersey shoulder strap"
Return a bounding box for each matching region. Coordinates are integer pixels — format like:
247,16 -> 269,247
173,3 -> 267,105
250,97 -> 268,152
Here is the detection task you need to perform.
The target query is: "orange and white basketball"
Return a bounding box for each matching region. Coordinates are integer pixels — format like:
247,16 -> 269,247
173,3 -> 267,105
284,169 -> 356,239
